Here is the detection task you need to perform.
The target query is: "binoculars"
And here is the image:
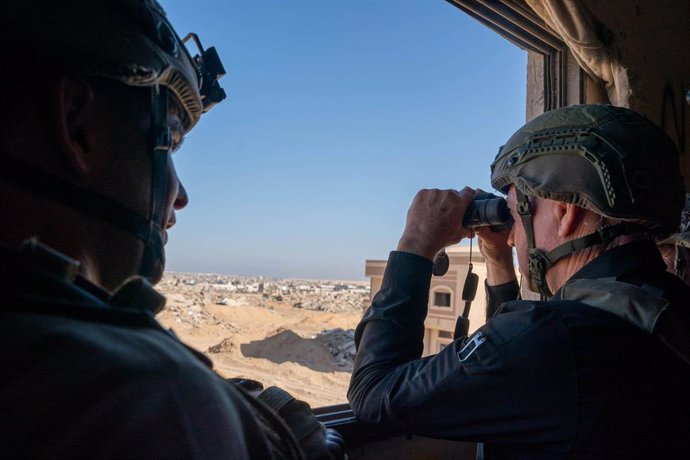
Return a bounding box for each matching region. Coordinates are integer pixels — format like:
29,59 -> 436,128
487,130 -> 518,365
462,192 -> 513,230
432,192 -> 513,277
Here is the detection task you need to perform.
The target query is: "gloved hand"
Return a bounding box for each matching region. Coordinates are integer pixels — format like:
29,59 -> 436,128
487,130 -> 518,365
258,386 -> 346,460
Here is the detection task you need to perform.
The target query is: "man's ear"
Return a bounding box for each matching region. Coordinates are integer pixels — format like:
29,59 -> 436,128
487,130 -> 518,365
53,77 -> 95,176
557,202 -> 583,238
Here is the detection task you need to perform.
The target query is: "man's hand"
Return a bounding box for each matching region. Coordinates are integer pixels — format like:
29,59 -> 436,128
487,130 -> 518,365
397,188 -> 475,261
475,226 -> 516,286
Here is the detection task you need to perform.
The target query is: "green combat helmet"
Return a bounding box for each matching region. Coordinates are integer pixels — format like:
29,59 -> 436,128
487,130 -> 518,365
491,104 -> 685,297
0,0 -> 227,280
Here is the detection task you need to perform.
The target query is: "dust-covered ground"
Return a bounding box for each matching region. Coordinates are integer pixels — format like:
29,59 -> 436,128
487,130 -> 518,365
156,272 -> 368,407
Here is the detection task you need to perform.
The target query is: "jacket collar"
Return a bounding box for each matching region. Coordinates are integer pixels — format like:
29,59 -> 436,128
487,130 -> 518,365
554,240 -> 666,296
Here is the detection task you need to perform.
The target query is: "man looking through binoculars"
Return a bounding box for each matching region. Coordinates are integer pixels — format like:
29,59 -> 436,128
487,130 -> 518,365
348,104 -> 690,459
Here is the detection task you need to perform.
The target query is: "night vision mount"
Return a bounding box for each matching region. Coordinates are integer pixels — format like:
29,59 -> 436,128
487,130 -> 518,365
183,33 -> 227,111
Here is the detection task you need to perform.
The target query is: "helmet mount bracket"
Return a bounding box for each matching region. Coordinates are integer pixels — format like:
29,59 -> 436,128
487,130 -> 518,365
182,33 -> 227,112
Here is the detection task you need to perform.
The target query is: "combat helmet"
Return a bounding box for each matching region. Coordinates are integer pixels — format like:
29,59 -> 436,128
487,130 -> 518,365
1,0 -> 225,132
0,0 -> 227,281
491,104 -> 685,296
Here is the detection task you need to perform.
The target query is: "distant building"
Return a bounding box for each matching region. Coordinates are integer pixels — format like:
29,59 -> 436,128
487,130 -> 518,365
365,246 -> 488,356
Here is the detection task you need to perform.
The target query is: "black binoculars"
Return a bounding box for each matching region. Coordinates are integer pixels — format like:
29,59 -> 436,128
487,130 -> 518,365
462,192 -> 513,230
431,192 -> 512,277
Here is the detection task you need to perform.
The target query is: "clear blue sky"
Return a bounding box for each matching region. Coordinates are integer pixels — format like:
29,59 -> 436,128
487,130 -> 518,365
162,0 -> 527,280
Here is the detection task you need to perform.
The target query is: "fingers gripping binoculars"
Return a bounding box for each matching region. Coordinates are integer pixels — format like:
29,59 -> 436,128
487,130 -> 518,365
432,192 -> 513,277
433,192 -> 514,338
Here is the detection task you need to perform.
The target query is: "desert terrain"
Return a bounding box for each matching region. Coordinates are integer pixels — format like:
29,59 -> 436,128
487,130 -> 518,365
156,272 -> 368,408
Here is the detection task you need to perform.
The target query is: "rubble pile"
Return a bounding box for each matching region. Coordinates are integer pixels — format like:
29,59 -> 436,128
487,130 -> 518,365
158,272 -> 370,315
162,298 -> 238,330
157,272 -> 366,368
208,338 -> 236,354
316,328 -> 356,369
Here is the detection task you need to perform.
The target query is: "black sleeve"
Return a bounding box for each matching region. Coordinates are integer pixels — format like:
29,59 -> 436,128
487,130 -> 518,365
347,252 -> 576,444
485,279 -> 519,320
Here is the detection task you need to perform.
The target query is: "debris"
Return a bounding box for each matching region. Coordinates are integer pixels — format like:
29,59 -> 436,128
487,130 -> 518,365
317,328 -> 356,369
208,338 -> 236,354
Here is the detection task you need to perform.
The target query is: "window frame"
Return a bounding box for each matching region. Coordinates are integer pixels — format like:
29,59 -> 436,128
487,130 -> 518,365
445,0 -> 577,112
438,330 -> 453,339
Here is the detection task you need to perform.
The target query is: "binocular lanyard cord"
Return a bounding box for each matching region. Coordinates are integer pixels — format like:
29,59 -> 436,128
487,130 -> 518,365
461,237 -> 477,319
454,236 -> 480,339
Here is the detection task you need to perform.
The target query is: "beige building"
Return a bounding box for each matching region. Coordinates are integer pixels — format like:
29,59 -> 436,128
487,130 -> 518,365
365,245 -> 488,356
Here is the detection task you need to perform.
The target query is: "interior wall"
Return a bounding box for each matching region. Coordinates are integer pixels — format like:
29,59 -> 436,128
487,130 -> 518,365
580,0 -> 690,182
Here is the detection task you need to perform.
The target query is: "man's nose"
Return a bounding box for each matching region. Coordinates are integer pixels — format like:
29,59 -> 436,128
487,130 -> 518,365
175,181 -> 189,210
507,226 -> 515,247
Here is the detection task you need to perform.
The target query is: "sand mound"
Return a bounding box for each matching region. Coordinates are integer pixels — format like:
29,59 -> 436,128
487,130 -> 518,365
237,328 -> 356,371
157,272 -> 367,406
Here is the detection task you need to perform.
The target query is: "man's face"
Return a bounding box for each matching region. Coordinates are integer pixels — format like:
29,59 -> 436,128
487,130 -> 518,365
142,107 -> 190,282
87,82 -> 189,284
163,111 -> 190,246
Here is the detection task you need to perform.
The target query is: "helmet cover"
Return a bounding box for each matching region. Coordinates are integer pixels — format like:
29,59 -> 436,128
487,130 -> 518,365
491,105 -> 685,233
1,0 -> 206,133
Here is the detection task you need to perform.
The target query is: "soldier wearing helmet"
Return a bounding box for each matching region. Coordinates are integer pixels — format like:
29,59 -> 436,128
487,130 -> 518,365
0,1 -> 331,458
348,105 -> 690,458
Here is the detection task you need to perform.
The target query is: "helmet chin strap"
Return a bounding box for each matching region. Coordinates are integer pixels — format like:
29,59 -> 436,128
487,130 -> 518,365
0,86 -> 173,285
514,190 -> 550,297
138,85 -> 172,281
515,190 -> 642,299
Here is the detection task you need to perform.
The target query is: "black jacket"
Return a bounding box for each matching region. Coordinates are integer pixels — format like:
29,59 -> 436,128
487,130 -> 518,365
348,241 -> 690,459
0,244 -> 303,459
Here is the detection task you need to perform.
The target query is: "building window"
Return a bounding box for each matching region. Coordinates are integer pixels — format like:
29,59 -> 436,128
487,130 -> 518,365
434,292 -> 452,307
439,330 -> 453,339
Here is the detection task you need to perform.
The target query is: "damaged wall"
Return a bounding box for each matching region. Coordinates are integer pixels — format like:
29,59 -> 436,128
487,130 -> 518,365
582,0 -> 689,170
526,0 -> 690,182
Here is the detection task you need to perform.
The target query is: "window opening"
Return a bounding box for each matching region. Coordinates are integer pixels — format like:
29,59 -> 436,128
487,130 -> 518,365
434,292 -> 453,308
157,1 -> 527,409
